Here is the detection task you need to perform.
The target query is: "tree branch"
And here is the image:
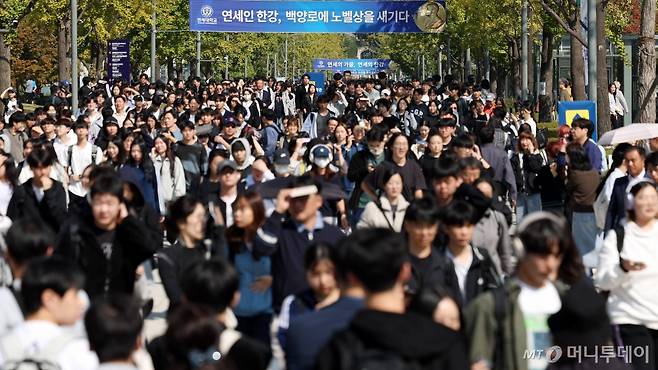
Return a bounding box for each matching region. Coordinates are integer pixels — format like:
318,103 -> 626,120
538,0 -> 588,46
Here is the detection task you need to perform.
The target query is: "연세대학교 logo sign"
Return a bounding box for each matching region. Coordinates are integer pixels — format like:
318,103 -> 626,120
198,5 -> 217,25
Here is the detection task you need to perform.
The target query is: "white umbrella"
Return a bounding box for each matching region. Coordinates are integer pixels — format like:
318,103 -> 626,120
598,123 -> 658,146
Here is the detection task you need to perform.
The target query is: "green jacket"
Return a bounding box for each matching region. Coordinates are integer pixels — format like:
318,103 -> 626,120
464,278 -> 569,370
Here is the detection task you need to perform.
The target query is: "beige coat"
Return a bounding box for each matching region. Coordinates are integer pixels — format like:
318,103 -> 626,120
357,195 -> 409,232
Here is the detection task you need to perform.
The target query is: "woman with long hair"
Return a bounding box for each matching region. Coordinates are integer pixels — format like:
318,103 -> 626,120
120,142 -> 159,214
0,153 -> 17,217
226,190 -> 272,347
357,167 -> 409,232
609,83 -> 625,130
103,138 -> 125,170
152,135 -> 186,215
199,149 -> 229,204
419,131 -> 443,185
277,242 -> 340,351
511,132 -> 544,221
159,196 -> 227,308
595,181 -> 658,369
394,98 -> 418,136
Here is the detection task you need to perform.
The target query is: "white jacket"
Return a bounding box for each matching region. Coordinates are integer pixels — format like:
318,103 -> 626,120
357,195 -> 409,232
594,221 -> 658,329
152,154 -> 186,213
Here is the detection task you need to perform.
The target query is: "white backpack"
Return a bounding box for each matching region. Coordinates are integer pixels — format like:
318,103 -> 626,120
0,331 -> 77,370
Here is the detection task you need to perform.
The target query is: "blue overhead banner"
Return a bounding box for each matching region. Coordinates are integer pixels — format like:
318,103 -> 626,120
313,59 -> 391,73
189,0 -> 439,33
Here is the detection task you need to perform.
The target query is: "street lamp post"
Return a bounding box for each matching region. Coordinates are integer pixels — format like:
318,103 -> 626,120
587,0 -> 597,102
196,32 -> 201,78
521,0 -> 528,100
151,0 -> 157,81
71,0 -> 79,110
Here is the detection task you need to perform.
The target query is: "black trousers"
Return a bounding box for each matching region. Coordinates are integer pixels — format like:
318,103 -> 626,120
611,114 -> 624,130
616,324 -> 658,370
236,312 -> 272,348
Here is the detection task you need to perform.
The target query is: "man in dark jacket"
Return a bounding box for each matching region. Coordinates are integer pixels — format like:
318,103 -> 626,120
8,147 -> 67,233
346,125 -> 387,225
316,228 -> 469,370
253,175 -> 343,310
479,125 -> 517,203
56,173 -> 159,297
605,145 -> 646,234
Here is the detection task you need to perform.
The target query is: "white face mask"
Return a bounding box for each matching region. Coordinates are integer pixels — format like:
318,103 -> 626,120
274,164 -> 290,175
369,146 -> 384,156
314,158 -> 331,169
149,89 -> 156,95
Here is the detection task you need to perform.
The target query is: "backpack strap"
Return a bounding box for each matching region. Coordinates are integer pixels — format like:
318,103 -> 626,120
67,145 -> 73,170
372,199 -> 395,231
68,145 -> 99,170
8,285 -> 26,316
614,225 -> 625,253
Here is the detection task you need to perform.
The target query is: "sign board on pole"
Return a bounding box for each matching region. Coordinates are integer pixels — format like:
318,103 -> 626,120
107,39 -> 131,82
190,0 -> 446,33
307,72 -> 326,95
558,100 -> 598,140
313,59 -> 391,73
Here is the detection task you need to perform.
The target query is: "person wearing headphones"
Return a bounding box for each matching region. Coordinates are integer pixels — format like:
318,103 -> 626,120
464,212 -> 585,370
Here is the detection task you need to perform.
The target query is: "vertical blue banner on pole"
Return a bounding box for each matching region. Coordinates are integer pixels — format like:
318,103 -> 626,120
107,40 -> 131,82
308,72 -> 326,94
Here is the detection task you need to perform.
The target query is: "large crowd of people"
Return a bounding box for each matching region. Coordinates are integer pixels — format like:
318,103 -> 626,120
0,70 -> 657,370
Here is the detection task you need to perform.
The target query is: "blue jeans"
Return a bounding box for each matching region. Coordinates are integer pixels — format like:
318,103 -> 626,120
516,193 -> 542,223
572,211 -> 598,267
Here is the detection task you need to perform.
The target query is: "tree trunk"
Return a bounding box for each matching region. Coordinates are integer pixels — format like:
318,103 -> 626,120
510,40 -> 522,99
638,0 -> 657,123
0,35 -> 11,113
58,15 -> 72,83
539,28 -> 556,122
490,63 -> 499,95
96,43 -> 106,79
527,7 -> 535,99
167,58 -> 175,81
570,15 -> 586,100
596,0 -> 611,133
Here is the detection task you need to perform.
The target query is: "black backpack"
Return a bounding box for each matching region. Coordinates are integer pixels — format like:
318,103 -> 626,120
341,331 -> 423,370
536,127 -> 549,149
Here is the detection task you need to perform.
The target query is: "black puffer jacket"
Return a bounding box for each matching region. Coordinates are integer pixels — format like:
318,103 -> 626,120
510,152 -> 544,194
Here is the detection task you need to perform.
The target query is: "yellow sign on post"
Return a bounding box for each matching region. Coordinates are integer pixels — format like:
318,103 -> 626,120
558,101 -> 598,140
564,109 -> 591,127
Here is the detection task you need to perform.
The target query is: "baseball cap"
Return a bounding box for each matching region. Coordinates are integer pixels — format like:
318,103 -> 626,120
381,89 -> 391,97
357,95 -> 370,102
273,149 -> 290,166
104,117 -> 119,127
311,144 -> 331,159
217,160 -> 238,173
